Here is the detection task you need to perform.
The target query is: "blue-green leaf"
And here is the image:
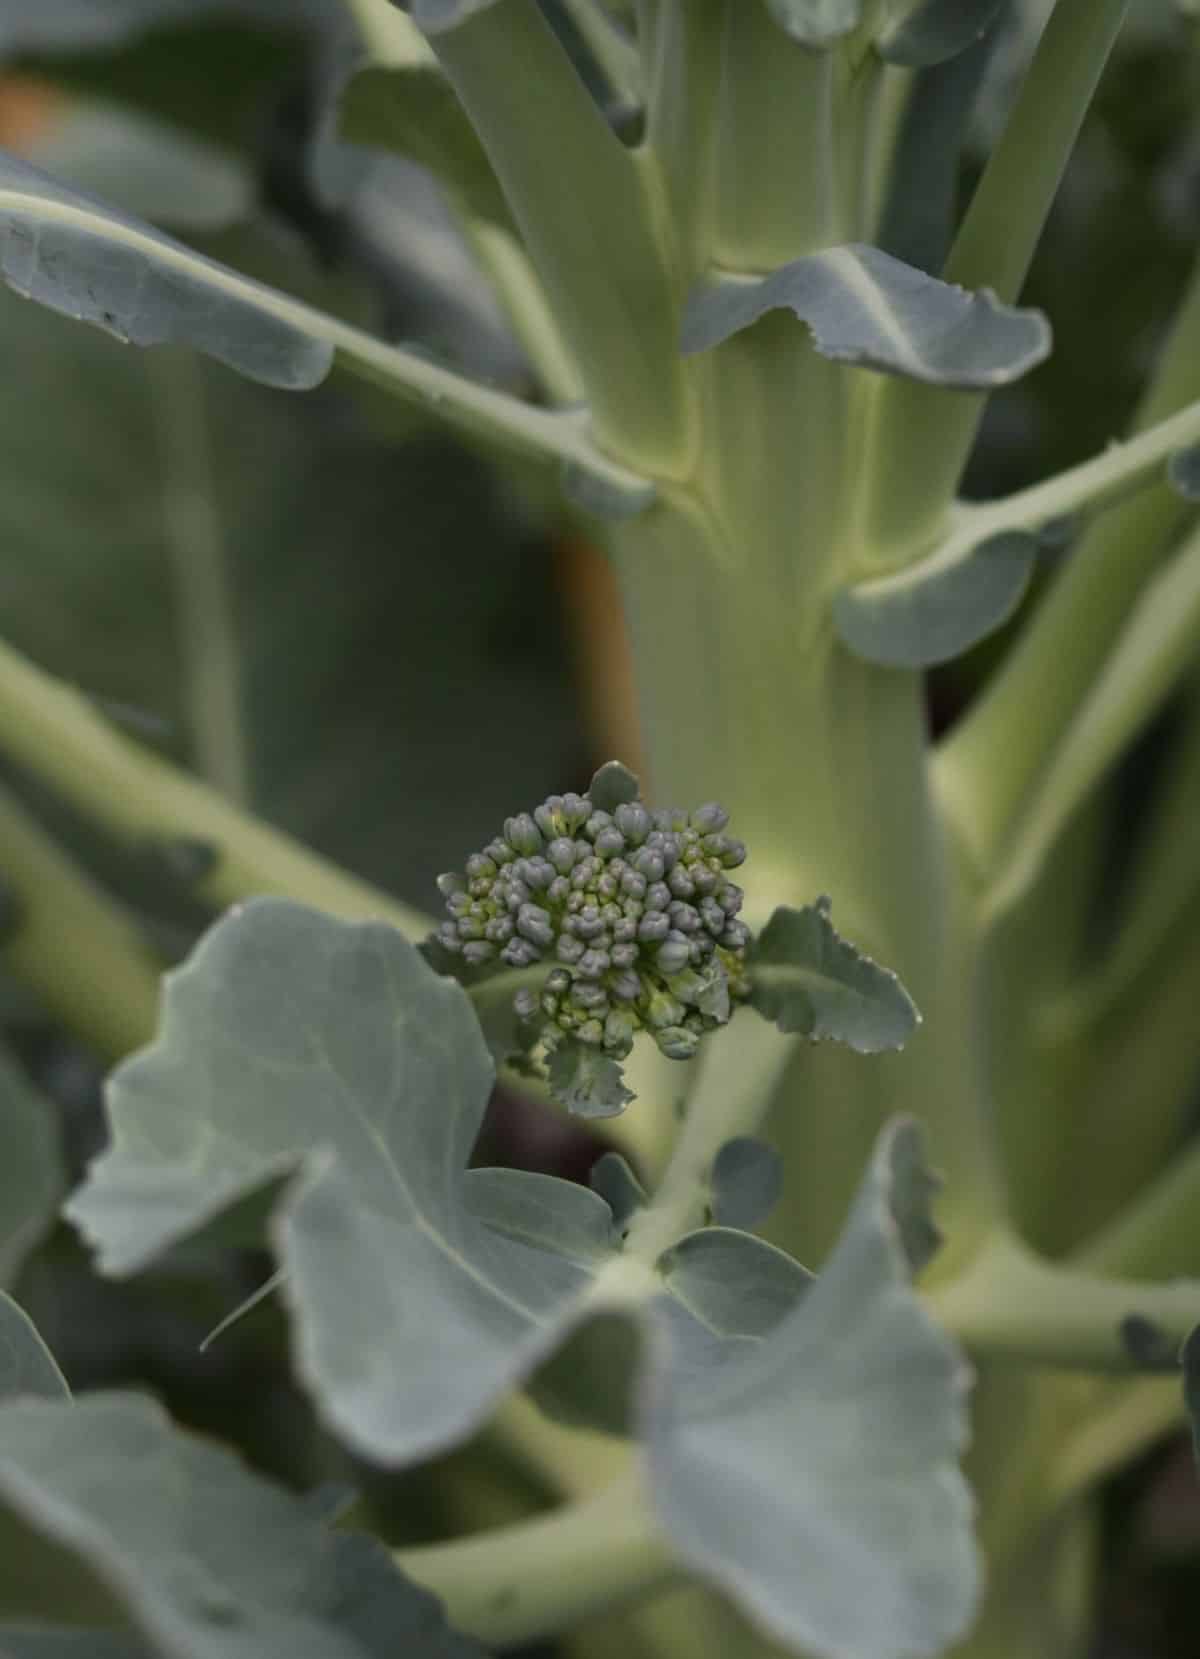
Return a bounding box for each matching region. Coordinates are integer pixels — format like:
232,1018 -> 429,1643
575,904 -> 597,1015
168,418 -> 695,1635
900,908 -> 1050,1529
1167,443 -> 1200,501
587,760 -> 642,814
681,245 -> 1049,388
647,1121 -> 978,1659
710,1137 -> 783,1230
0,1295 -> 69,1403
395,0 -> 504,34
876,0 -> 1005,67
0,1051 -> 60,1290
66,900 -> 605,1463
762,0 -> 863,47
589,1153 -> 648,1229
0,152 -> 641,495
546,1040 -> 634,1119
833,529 -> 1038,668
463,1167 -> 617,1260
659,1228 -> 811,1339
749,899 -> 920,1052
0,1392 -> 484,1657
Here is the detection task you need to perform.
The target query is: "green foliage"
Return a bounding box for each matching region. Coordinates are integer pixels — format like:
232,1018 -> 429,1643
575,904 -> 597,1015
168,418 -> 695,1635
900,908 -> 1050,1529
0,1389 -> 484,1657
748,900 -> 920,1053
0,4 -> 1199,1659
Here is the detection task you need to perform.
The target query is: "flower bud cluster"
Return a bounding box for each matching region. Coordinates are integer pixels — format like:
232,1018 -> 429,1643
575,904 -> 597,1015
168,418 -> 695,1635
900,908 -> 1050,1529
435,791 -> 751,1062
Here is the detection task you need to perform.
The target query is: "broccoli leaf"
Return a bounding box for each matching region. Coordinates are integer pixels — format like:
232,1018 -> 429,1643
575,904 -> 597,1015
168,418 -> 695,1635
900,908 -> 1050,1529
833,529 -> 1039,668
0,1392 -> 484,1657
546,1040 -> 635,1119
1185,1324 -> 1200,1465
876,0 -> 1005,67
66,904 -> 977,1658
0,1295 -> 69,1403
710,1137 -> 783,1230
682,245 -> 1050,389
748,899 -> 920,1052
647,1121 -> 977,1659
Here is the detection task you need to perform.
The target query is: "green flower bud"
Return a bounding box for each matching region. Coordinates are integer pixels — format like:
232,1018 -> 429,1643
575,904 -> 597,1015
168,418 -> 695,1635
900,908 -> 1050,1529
505,814 -> 543,856
656,1025 -> 699,1060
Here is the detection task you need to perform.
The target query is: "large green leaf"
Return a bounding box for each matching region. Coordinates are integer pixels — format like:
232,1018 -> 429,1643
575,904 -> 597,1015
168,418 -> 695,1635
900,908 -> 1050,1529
748,899 -> 921,1053
64,900 -> 596,1462
0,1052 -> 61,1289
65,903 -> 976,1657
833,529 -> 1038,668
681,245 -> 1050,388
0,1392 -> 484,1657
0,151 -> 642,496
0,1295 -> 69,1403
646,1121 -> 978,1659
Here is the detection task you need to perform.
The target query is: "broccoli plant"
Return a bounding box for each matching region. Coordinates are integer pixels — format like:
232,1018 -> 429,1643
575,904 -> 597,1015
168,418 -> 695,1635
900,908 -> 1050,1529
2,2 -> 1200,1658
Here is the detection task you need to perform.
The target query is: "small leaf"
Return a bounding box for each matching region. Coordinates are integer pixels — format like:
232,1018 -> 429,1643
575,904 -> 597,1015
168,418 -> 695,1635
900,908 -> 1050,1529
876,0 -> 1005,67
587,760 -> 642,814
1167,443 -> 1200,501
1119,1314 -> 1179,1373
0,1294 -> 70,1402
546,1040 -> 634,1119
749,899 -> 920,1053
762,0 -> 863,47
646,1121 -> 978,1659
682,245 -> 1049,389
834,529 -> 1038,668
0,152 -> 332,391
464,1167 -> 617,1261
0,1049 -> 62,1288
589,1152 -> 648,1229
0,1392 -> 485,1657
396,0 -> 504,33
710,1137 -> 784,1230
660,1228 -> 812,1338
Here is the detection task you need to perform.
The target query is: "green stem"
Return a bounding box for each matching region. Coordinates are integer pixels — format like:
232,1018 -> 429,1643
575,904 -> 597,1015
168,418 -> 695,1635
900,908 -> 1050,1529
936,251 -> 1200,872
0,635 -> 432,941
395,1471 -> 677,1646
1079,1134 -> 1200,1280
640,0 -> 725,276
0,782 -> 160,1058
712,1 -> 840,266
429,0 -> 692,474
148,350 -> 249,805
561,0 -> 644,107
867,0 -> 1130,559
979,516 -> 1200,918
623,1017 -> 798,1265
931,1228 -> 1200,1370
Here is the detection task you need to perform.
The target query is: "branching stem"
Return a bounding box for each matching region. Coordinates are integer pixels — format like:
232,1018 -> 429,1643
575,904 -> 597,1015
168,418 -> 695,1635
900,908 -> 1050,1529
395,1468 -> 677,1647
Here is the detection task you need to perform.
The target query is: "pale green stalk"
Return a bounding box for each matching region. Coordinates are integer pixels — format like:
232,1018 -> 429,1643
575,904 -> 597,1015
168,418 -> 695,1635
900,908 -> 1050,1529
867,0 -> 1130,560
0,634 -> 432,941
0,783 -> 161,1058
938,251 -> 1200,870
397,1470 -> 677,1646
